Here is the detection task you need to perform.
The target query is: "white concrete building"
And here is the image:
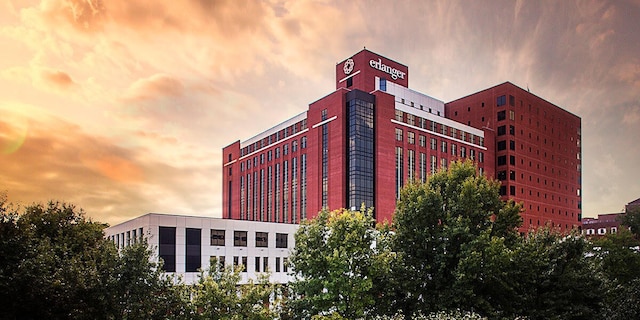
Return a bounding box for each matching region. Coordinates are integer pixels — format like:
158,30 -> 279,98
105,213 -> 299,284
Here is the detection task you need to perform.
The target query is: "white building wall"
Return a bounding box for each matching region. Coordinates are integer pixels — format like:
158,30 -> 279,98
105,213 -> 299,284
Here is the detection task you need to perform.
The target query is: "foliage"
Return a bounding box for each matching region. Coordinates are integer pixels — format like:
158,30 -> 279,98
390,160 -> 522,316
0,196 -> 188,319
619,207 -> 640,239
510,228 -> 602,320
288,207 -> 391,319
372,309 -> 488,320
591,211 -> 640,319
190,263 -> 278,320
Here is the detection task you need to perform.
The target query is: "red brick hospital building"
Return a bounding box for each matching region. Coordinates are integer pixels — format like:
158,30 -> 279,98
222,49 -> 582,232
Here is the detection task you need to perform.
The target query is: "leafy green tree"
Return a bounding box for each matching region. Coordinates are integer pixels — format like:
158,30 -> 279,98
190,263 -> 278,319
592,212 -> 640,319
0,196 -> 189,319
391,160 -> 522,315
0,200 -> 116,319
510,228 -> 602,320
288,207 -> 391,319
106,241 -> 190,319
619,207 -> 640,239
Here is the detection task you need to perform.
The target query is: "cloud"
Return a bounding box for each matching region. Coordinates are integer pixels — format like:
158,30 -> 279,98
0,106 -> 218,225
40,69 -> 76,89
124,73 -> 185,101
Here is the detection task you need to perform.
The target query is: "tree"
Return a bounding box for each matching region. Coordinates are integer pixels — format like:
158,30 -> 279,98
190,262 -> 278,319
592,213 -> 640,320
619,207 -> 640,240
0,200 -> 116,319
0,196 -> 189,319
288,207 -> 391,319
390,160 -> 522,316
107,241 -> 190,319
509,228 -> 602,320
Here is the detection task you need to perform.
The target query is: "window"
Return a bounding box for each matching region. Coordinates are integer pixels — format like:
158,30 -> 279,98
510,170 -> 516,180
460,147 -> 466,158
497,140 -> 507,151
509,125 -> 515,135
276,233 -> 288,248
407,114 -> 415,126
159,227 -> 176,272
510,155 -> 516,165
395,110 -> 403,121
407,131 -> 415,144
497,95 -> 506,106
430,138 -> 437,150
419,135 -> 426,147
292,140 -> 298,152
498,155 -> 507,166
283,144 -> 289,155
283,257 -> 289,272
234,231 -> 247,247
510,140 -> 516,150
509,95 -> 515,106
395,128 -> 403,141
451,144 -> 457,157
255,232 -> 268,247
263,257 -> 269,272
497,125 -> 506,136
478,152 -> 484,163
242,256 -> 247,272
497,171 -> 507,180
255,257 -> 261,272
441,141 -> 447,153
509,110 -> 515,120
497,110 -> 506,121
276,257 -> 281,272
210,229 -> 225,246
301,136 -> 307,149
510,186 -> 516,195
184,228 -> 202,272
500,185 -> 507,195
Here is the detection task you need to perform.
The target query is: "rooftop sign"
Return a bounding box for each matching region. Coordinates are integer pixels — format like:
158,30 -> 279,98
369,58 -> 406,80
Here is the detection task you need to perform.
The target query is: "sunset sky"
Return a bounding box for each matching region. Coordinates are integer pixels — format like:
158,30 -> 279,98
1,0 -> 639,225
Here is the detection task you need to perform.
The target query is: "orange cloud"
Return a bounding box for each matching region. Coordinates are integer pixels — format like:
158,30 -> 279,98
41,69 -> 76,89
91,155 -> 144,183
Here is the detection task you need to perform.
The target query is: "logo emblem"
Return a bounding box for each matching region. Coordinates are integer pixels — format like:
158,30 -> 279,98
343,58 -> 354,75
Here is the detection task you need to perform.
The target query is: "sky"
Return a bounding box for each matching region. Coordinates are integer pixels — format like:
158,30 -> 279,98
1,0 -> 639,226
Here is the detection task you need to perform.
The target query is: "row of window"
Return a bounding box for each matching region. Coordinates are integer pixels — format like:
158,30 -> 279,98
240,119 -> 308,157
394,110 -> 484,146
109,228 -> 144,249
210,256 -> 289,273
239,154 -> 307,223
395,146 -> 486,198
210,230 -> 289,248
239,137 -> 308,172
584,227 -> 617,236
395,128 -> 485,162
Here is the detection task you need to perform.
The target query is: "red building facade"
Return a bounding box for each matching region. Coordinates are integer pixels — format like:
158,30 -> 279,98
446,83 -> 582,231
222,49 -> 580,231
